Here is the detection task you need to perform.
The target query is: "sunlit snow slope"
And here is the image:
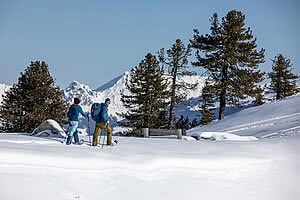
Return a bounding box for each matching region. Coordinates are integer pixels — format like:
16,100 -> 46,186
188,94 -> 300,139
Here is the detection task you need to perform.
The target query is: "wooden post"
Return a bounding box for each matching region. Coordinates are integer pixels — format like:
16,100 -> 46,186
176,129 -> 182,139
142,128 -> 149,137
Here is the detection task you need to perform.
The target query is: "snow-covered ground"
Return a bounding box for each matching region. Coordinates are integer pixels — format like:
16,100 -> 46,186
188,95 -> 300,139
1,94 -> 300,200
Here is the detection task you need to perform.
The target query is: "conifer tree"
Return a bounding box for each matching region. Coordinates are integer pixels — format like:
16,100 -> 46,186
175,115 -> 190,135
190,118 -> 199,128
184,116 -> 190,130
175,115 -> 185,129
159,39 -> 196,129
199,79 -> 216,125
121,53 -> 169,136
254,86 -> 265,106
269,54 -> 299,100
0,61 -> 67,132
191,10 -> 265,120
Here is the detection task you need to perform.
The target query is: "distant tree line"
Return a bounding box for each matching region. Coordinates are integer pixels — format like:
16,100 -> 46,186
0,10 -> 298,134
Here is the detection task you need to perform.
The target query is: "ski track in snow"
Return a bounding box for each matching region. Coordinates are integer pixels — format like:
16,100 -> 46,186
221,112 -> 300,138
261,125 -> 300,139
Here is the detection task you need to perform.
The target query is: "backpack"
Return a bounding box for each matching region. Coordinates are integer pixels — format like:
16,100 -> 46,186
91,103 -> 102,121
67,105 -> 76,119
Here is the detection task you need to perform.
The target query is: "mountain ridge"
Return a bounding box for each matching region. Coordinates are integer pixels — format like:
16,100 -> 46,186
0,72 -> 208,127
64,71 -> 206,124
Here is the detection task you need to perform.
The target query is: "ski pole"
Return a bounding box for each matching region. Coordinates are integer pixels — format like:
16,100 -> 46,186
99,130 -> 102,147
102,132 -> 106,149
88,113 -> 91,146
102,122 -> 109,148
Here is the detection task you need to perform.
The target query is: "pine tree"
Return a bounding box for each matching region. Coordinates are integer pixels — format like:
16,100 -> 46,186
191,10 -> 265,120
199,79 -> 216,125
0,61 -> 67,132
120,53 -> 170,136
254,85 -> 265,106
269,54 -> 299,100
158,39 -> 196,129
175,115 -> 189,129
175,115 -> 190,135
184,116 -> 190,130
175,115 -> 185,129
190,118 -> 199,128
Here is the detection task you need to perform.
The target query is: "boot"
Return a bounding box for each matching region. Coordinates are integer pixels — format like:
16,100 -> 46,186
66,136 -> 73,145
107,132 -> 112,145
73,130 -> 79,144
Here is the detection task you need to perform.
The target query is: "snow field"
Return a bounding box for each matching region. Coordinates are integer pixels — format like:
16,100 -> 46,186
1,134 -> 300,200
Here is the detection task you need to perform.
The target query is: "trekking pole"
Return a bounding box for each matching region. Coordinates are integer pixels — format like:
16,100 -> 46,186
102,132 -> 106,149
99,130 -> 102,147
102,122 -> 109,148
88,113 -> 91,146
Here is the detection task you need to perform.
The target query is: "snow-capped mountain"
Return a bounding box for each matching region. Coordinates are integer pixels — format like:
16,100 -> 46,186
64,71 -> 133,123
64,71 -> 207,124
1,72 -> 206,129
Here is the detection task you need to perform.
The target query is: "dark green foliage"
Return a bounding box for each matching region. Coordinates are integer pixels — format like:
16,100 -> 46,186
190,118 -> 200,128
175,115 -> 190,135
159,39 -> 197,129
269,54 -> 299,100
191,10 -> 265,120
156,110 -> 169,129
199,79 -> 216,125
120,53 -> 170,136
0,61 -> 67,133
175,115 -> 190,130
254,86 -> 265,106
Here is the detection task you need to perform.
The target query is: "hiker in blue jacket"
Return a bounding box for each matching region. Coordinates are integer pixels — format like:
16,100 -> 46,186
66,97 -> 88,145
92,98 -> 113,146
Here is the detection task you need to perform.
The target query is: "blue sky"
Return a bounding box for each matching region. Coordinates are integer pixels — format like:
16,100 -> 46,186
1,0 -> 299,89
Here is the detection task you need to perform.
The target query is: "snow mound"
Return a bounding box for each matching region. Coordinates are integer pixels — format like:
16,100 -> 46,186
31,119 -> 66,137
194,132 -> 258,141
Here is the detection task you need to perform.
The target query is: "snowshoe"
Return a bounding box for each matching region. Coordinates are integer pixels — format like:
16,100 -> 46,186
75,139 -> 85,145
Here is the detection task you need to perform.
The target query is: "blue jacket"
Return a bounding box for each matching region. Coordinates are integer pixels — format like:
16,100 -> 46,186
96,103 -> 109,123
67,104 -> 88,121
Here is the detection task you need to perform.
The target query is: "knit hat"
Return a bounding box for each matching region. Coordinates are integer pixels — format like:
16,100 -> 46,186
74,98 -> 80,104
105,98 -> 111,104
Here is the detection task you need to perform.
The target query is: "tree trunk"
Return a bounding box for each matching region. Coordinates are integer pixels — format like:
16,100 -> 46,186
218,88 -> 226,120
168,70 -> 177,129
219,64 -> 228,120
168,86 -> 176,129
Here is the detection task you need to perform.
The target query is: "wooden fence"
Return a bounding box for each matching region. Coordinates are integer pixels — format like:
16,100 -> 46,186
142,128 -> 183,139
